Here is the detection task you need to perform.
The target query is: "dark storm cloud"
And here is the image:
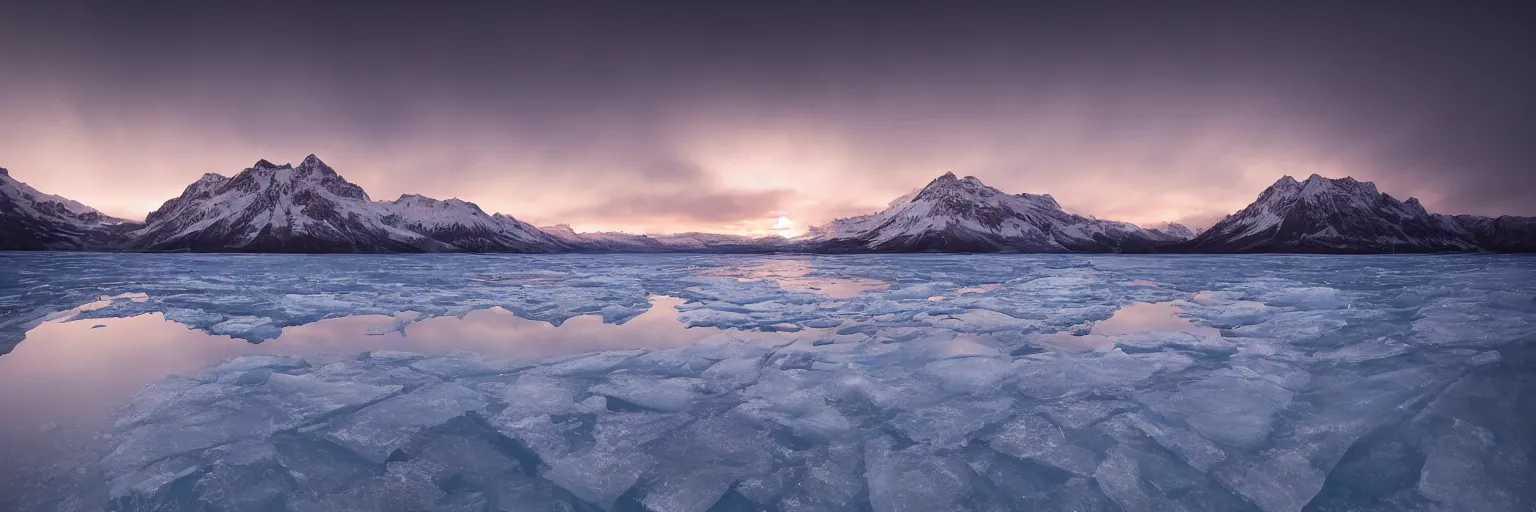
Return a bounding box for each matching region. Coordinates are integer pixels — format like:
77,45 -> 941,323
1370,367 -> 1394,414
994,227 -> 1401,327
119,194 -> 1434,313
1,0 -> 1533,231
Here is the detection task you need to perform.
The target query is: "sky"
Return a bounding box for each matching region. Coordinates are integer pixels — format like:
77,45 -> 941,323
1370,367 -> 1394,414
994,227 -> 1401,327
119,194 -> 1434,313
2,1 -> 1533,235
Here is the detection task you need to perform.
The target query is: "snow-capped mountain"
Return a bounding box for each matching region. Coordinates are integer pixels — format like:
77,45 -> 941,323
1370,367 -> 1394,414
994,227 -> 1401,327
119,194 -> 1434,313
1145,222 -> 1196,241
543,224 -> 787,252
378,194 -> 568,252
133,156 -> 563,253
1450,215 -> 1536,253
1181,174 -> 1491,253
7,159 -> 1533,254
0,167 -> 134,250
800,172 -> 1174,252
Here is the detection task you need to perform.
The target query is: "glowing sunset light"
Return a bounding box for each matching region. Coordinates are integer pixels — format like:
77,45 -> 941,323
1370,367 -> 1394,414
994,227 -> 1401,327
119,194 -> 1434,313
0,3 -> 1531,235
771,216 -> 802,238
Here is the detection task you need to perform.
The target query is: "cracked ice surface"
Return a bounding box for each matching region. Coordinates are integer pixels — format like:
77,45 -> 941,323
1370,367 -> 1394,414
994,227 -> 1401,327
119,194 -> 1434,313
0,253 -> 1534,511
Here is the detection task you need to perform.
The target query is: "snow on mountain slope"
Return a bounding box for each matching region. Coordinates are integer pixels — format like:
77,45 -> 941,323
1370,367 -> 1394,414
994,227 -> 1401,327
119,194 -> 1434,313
133,156 -> 559,253
801,172 -> 1171,252
1182,174 -> 1483,253
11,158 -> 1531,254
0,167 -> 133,250
647,232 -> 788,252
1451,214 -> 1536,252
378,194 -> 568,252
541,224 -> 652,251
1145,222 -> 1196,241
543,224 -> 787,252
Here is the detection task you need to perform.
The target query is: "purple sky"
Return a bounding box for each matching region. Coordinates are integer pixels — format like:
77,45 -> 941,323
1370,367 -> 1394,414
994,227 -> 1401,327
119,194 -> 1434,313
2,1 -> 1533,234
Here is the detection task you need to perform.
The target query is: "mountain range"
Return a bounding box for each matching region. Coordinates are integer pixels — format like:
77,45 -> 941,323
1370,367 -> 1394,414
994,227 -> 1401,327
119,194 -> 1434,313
1183,174 -> 1534,253
802,172 -> 1187,252
0,167 -> 135,250
130,156 -> 568,253
1,156 -> 1531,253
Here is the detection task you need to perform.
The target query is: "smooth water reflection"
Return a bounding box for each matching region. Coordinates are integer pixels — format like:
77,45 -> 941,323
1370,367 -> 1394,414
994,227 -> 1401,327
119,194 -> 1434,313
0,295 -> 773,497
700,259 -> 893,298
1038,299 -> 1221,351
1088,301 -> 1218,337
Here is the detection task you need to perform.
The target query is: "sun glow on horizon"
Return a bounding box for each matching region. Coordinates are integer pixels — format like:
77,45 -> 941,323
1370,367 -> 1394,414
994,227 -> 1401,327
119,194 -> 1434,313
772,216 -> 802,238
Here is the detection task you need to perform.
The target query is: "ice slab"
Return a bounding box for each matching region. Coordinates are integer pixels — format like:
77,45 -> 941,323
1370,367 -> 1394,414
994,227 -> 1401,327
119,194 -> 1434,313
864,437 -> 977,512
0,253 -> 1529,511
987,414 -> 1100,475
1140,376 -> 1295,448
321,382 -> 488,463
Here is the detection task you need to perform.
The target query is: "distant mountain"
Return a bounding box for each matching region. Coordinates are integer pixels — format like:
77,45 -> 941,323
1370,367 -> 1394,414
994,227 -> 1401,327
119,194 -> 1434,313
543,224 -> 788,253
0,167 -> 133,250
1178,174 -> 1513,253
379,194 -> 568,252
6,160 -> 1534,254
133,156 -> 564,253
1145,222 -> 1196,241
798,172 -> 1176,252
1450,215 -> 1536,253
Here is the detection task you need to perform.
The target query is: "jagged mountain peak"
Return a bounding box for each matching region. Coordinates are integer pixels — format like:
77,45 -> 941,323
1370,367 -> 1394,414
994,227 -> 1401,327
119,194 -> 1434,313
1,167 -> 129,250
1267,174 -> 1305,193
1301,174 -> 1377,196
389,193 -> 489,216
913,172 -> 997,202
134,158 -> 563,253
226,155 -> 370,201
1,169 -> 109,217
914,172 -> 1062,205
807,172 -> 1168,252
252,159 -> 287,170
912,172 -> 1067,212
1146,222 -> 1196,240
543,224 -> 578,235
1276,173 -> 1351,185
248,155 -> 334,175
1185,174 -> 1483,253
1269,173 -> 1369,191
1016,192 -> 1061,211
1256,173 -> 1384,205
921,171 -> 984,188
393,193 -> 435,204
295,154 -> 341,177
1263,176 -> 1304,199
376,192 -> 565,252
8,157 -> 1530,253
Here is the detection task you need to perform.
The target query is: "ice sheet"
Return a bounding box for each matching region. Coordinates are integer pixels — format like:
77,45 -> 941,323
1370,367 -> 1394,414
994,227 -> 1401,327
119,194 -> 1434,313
0,253 -> 1530,511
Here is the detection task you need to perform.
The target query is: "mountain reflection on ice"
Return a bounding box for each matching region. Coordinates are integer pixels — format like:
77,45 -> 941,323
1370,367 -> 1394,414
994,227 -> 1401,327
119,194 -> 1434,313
0,294 -> 778,508
0,253 -> 1532,512
1,294 -> 737,431
1089,301 -> 1218,337
1036,300 -> 1222,352
698,258 -> 893,298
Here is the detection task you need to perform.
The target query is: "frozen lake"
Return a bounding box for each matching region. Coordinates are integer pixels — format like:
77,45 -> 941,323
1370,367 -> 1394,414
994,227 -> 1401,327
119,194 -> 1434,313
1,253 -> 1533,511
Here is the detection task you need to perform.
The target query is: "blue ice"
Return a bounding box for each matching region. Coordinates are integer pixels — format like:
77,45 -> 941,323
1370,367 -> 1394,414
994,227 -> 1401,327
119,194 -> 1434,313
0,253 -> 1532,511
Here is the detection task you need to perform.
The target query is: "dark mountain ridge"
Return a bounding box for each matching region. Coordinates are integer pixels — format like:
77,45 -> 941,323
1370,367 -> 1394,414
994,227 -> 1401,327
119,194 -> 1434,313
1178,174 -> 1530,253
